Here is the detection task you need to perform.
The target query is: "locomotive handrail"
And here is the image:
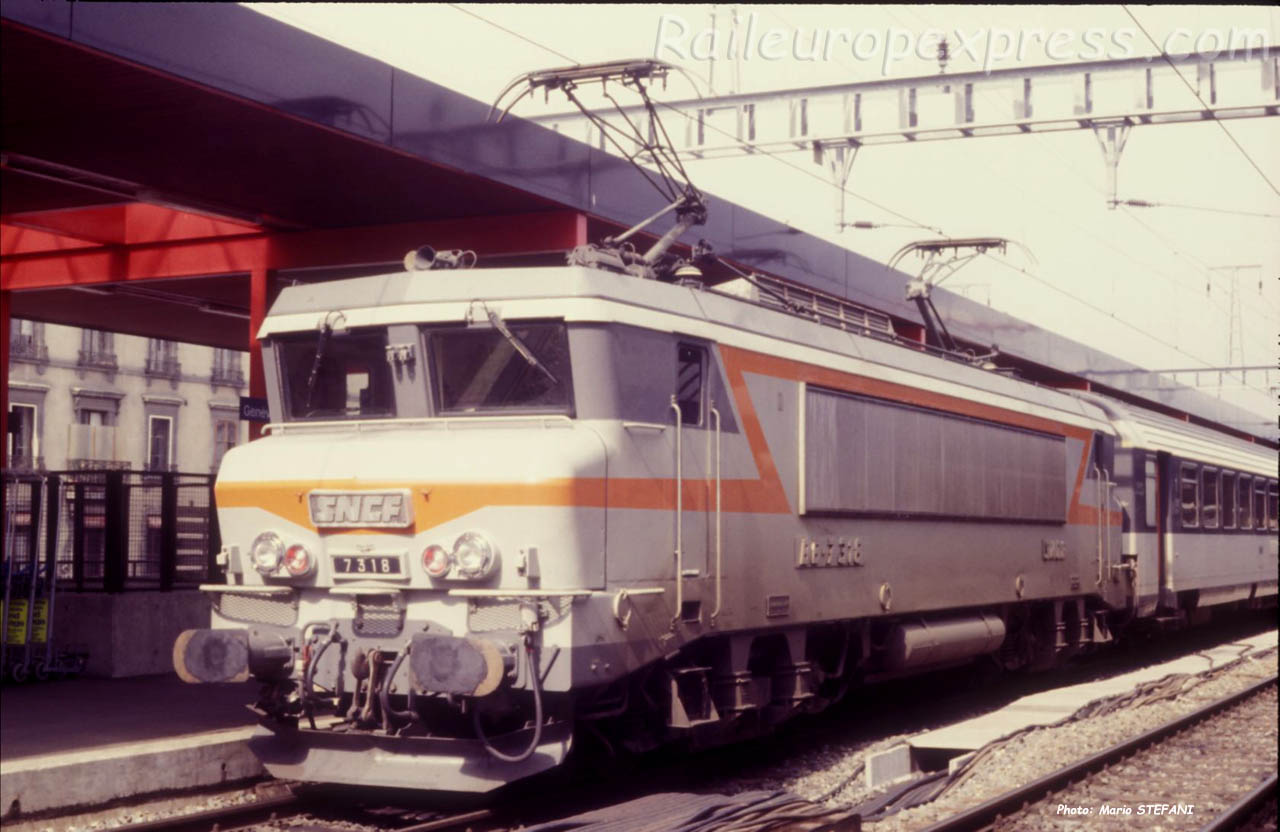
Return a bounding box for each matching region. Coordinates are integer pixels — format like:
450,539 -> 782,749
329,586 -> 404,596
671,396 -> 684,627
710,404 -> 723,623
1093,464 -> 1111,587
447,588 -> 605,598
622,421 -> 668,432
263,414 -> 574,434
198,584 -> 293,595
612,586 -> 667,630
1104,473 -> 1113,583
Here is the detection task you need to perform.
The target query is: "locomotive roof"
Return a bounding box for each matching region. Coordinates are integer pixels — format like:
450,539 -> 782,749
261,264 -> 1124,436
260,265 -> 1280,462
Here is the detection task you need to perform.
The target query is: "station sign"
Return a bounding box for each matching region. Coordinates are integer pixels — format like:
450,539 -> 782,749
239,396 -> 270,423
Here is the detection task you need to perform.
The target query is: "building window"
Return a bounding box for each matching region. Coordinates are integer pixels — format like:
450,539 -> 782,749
675,343 -> 706,427
213,419 -> 237,469
7,403 -> 39,470
147,415 -> 173,472
69,390 -> 126,470
1201,468 -> 1219,529
1178,462 -> 1199,528
145,339 -> 181,379
211,348 -> 246,387
79,408 -> 111,427
78,329 -> 118,370
10,319 -> 48,363
1222,472 -> 1237,529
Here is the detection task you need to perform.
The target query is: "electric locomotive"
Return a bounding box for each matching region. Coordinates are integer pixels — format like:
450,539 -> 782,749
174,250 -> 1277,792
174,58 -> 1277,794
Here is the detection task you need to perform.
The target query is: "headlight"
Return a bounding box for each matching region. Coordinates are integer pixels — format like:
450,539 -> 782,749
452,532 -> 499,580
284,543 -> 314,577
250,531 -> 285,574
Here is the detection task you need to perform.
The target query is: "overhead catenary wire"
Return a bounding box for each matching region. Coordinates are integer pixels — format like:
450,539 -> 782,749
452,4 -> 1271,400
1122,5 -> 1280,198
447,3 -> 576,63
1114,199 -> 1280,220
886,4 -> 1278,337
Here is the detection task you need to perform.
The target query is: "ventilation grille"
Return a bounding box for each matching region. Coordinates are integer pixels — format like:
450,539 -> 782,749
467,597 -> 573,634
354,594 -> 404,638
215,592 -> 298,627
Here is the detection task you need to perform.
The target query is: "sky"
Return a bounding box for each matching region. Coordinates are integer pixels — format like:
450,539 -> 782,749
248,4 -> 1279,430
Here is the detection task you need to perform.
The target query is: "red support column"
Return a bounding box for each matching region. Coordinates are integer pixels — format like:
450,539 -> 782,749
248,267 -> 269,441
1,289 -> 9,466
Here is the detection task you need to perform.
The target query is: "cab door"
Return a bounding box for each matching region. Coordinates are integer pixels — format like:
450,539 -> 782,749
673,342 -> 711,581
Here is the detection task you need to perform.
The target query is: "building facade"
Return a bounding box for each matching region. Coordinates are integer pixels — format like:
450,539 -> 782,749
7,319 -> 249,474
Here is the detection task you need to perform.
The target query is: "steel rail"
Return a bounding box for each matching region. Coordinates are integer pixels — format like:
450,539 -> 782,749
917,673 -> 1278,832
396,808 -> 495,832
1196,771 -> 1278,832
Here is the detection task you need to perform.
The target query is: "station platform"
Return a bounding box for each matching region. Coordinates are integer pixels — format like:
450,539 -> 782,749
0,674 -> 264,818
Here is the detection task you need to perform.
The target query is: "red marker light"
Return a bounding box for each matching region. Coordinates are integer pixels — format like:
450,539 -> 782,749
284,544 -> 313,576
422,544 -> 451,578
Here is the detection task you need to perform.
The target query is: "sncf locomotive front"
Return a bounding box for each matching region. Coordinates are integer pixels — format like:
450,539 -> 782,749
175,280 -> 626,792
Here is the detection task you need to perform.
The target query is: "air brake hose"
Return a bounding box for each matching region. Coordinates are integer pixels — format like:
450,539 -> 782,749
379,647 -> 420,726
473,637 -> 544,763
302,625 -> 342,724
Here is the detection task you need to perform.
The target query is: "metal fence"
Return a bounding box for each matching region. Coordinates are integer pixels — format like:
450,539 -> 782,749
3,471 -> 221,592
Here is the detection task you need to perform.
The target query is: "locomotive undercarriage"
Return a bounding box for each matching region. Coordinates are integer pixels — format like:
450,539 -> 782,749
180,592 -> 1131,791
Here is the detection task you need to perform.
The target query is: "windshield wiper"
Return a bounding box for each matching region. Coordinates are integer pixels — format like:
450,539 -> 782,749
485,308 -> 558,386
305,311 -> 346,412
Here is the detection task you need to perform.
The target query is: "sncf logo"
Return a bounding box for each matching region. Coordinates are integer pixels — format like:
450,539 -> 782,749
309,490 -> 413,528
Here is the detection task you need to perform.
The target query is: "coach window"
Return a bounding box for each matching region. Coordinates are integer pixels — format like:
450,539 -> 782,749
1142,457 -> 1158,529
675,343 -> 706,427
1237,476 -> 1253,529
1221,472 -> 1237,529
1200,468 -> 1219,529
1268,482 -> 1278,532
1178,462 -> 1199,528
1253,480 -> 1266,532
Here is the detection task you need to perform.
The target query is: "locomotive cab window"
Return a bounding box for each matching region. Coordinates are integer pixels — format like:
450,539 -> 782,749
1201,468 -> 1219,529
1221,472 -> 1237,529
1178,462 -> 1199,528
675,343 -> 707,427
427,321 -> 572,415
278,329 -> 394,421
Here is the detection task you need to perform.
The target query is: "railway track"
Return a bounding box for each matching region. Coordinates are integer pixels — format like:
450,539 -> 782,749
23,622 -> 1275,832
915,673 -> 1278,831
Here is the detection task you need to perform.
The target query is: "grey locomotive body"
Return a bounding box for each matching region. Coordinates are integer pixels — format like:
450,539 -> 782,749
175,265 -> 1278,792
